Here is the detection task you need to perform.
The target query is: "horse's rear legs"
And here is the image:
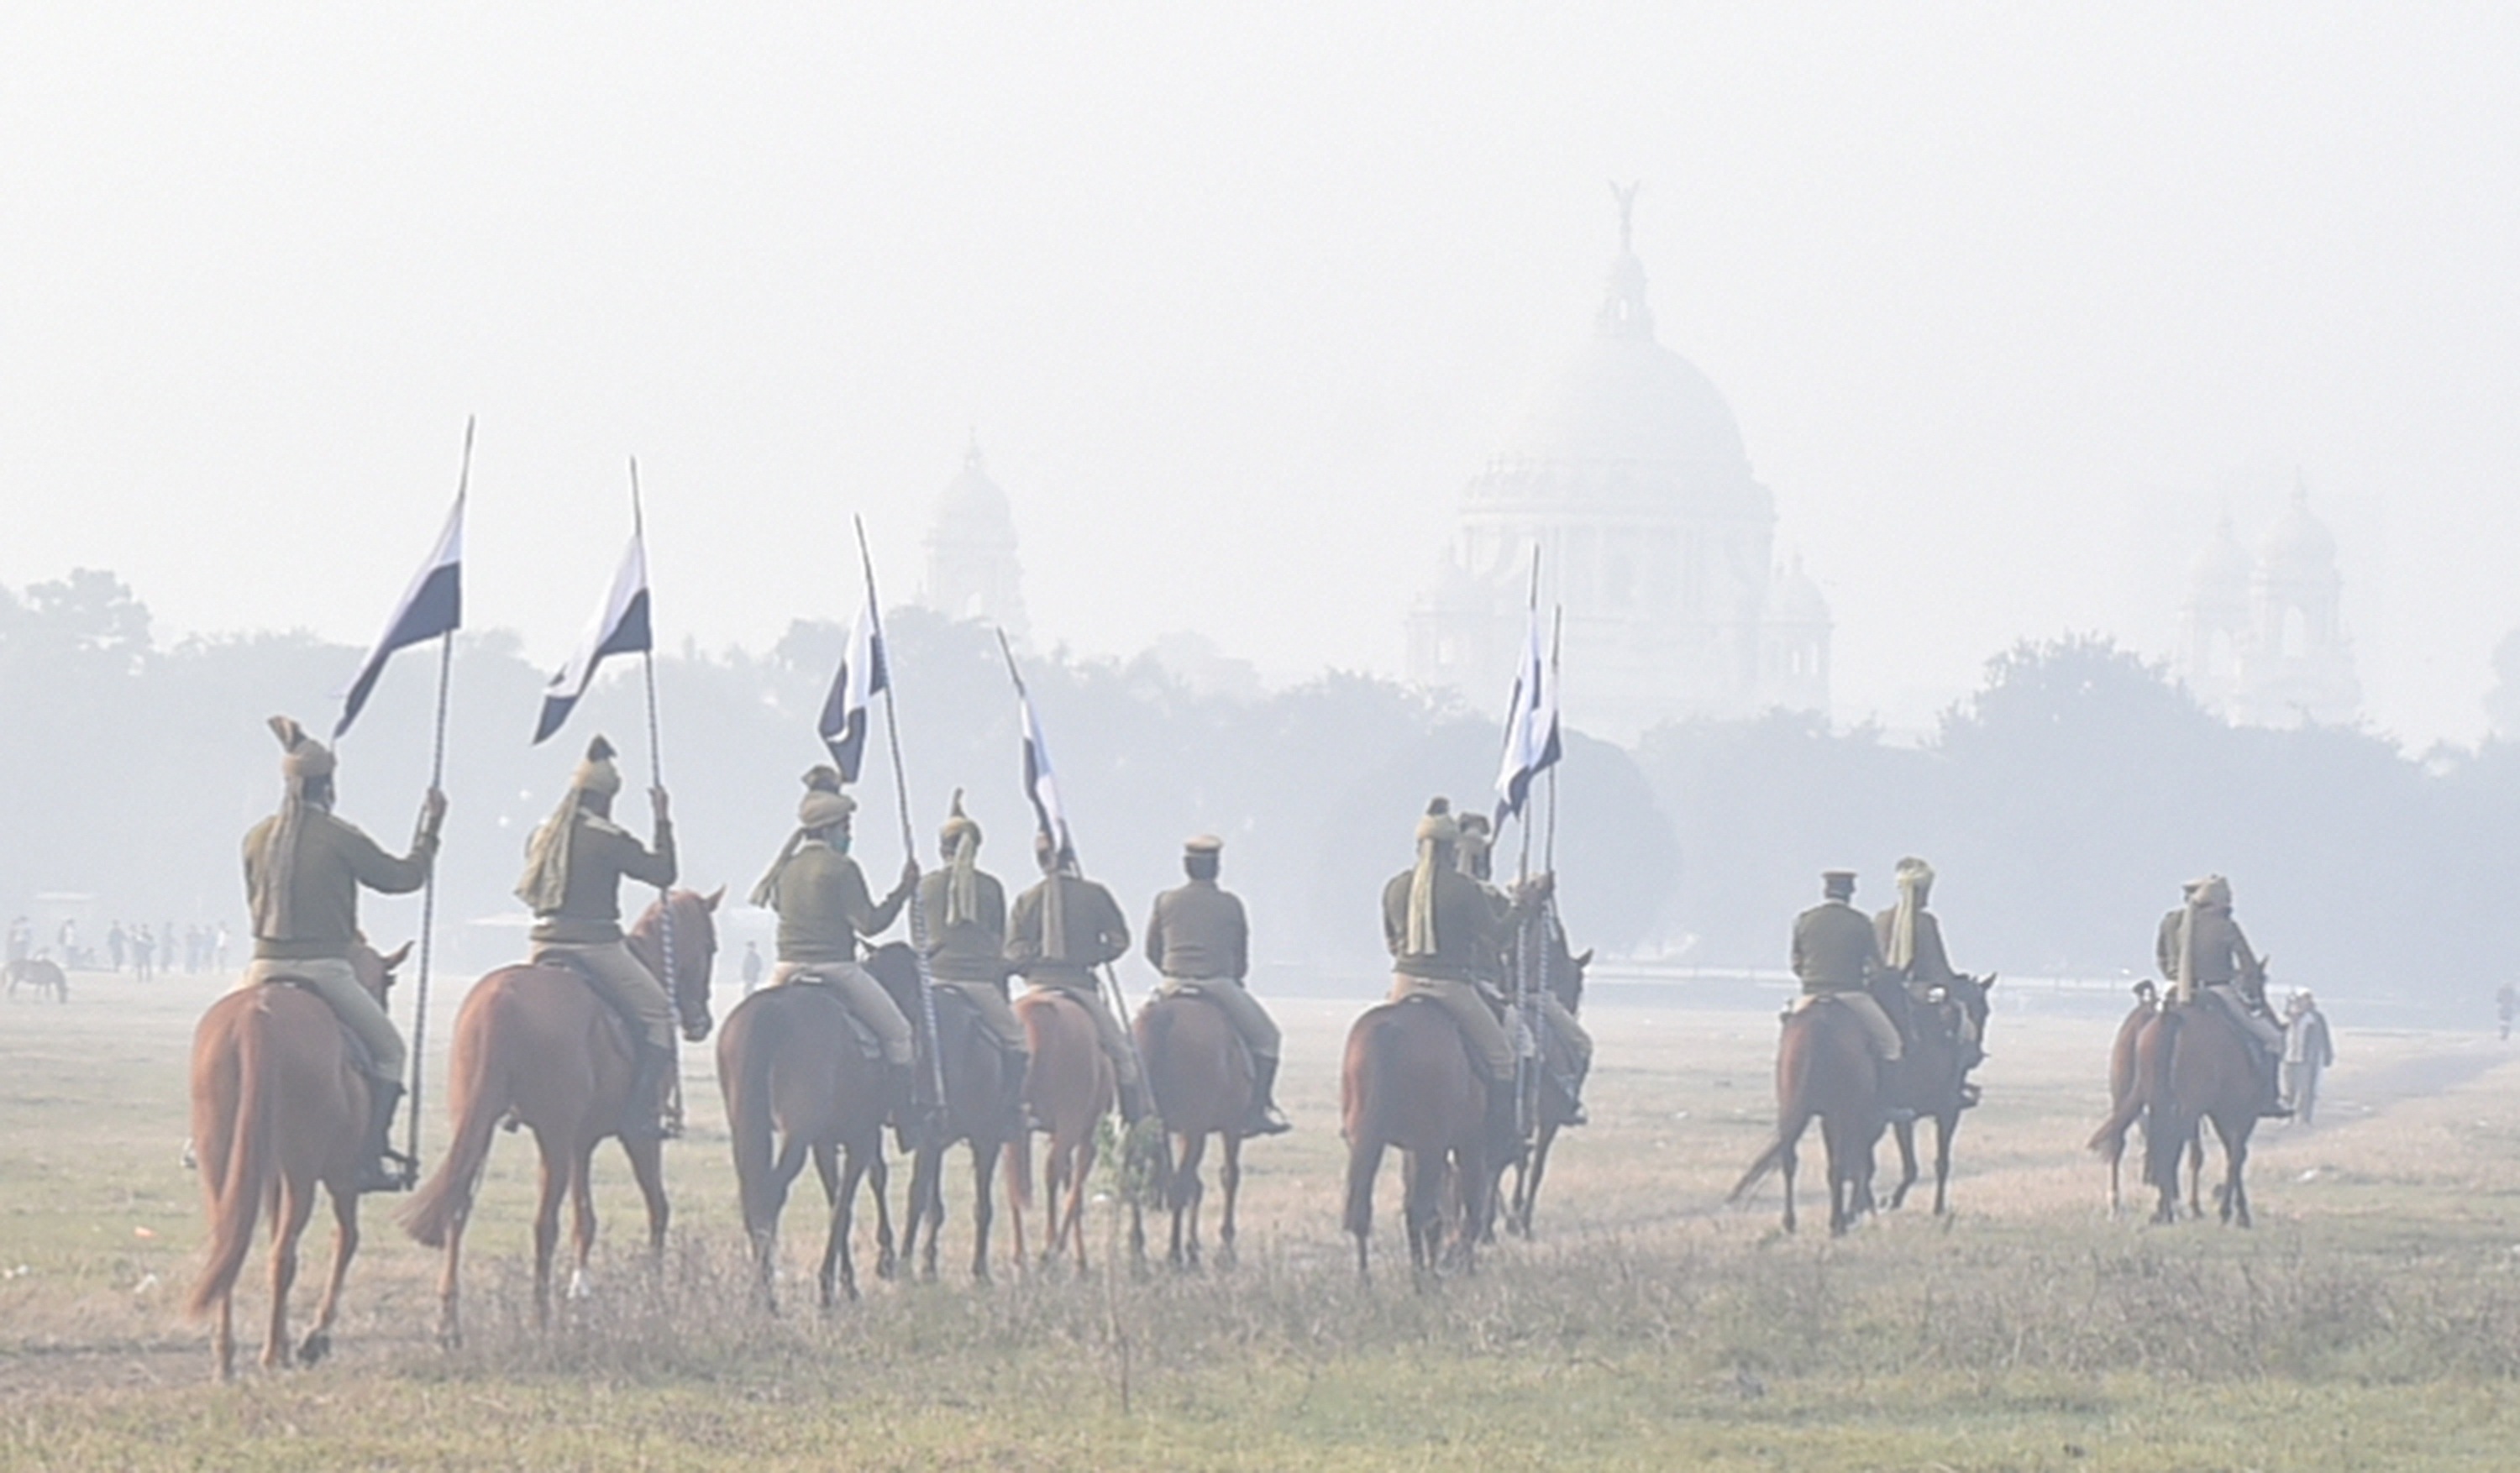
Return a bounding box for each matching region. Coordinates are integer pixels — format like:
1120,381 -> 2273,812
1215,1135 -> 1241,1270
261,1176 -> 319,1371
296,1185 -> 360,1366
1342,1138 -> 1385,1281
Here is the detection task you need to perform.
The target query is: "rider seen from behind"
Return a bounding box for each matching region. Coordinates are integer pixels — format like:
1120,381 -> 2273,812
918,792 -> 1032,1127
2156,873 -> 2289,1117
1791,869 -> 1903,1067
1457,811 -> 1592,1127
239,716 -> 444,1192
748,766 -> 921,1125
1144,834 -> 1289,1136
514,736 -> 680,1140
1006,831 -> 1146,1122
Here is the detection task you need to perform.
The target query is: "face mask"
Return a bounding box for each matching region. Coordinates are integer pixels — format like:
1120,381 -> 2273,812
832,832 -> 852,856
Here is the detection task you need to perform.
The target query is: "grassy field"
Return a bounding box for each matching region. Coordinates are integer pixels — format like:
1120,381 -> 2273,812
5,968 -> 2520,1469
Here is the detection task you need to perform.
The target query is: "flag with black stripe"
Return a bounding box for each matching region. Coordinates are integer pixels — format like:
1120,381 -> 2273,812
533,533 -> 652,744
335,493 -> 464,738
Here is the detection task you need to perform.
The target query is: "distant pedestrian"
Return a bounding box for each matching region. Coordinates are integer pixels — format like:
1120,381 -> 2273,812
108,921 -> 127,973
2500,981 -> 2517,1043
2283,991 -> 2335,1126
133,925 -> 155,981
6,916 -> 29,966
740,941 -> 764,995
214,921 -> 231,971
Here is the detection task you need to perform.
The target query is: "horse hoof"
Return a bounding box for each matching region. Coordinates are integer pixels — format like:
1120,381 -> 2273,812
875,1252 -> 897,1282
566,1271 -> 592,1302
296,1332 -> 330,1367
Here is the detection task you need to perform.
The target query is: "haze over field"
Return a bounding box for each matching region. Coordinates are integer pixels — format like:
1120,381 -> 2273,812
5,7 -> 2518,742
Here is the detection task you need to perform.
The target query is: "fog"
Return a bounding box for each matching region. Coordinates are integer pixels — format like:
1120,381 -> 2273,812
4,10 -> 2517,1020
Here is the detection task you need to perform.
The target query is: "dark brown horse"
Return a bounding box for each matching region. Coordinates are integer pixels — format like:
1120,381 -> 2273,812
4,956 -> 66,1002
1729,998 -> 1885,1235
1883,973 -> 1995,1215
714,975 -> 895,1310
402,889 -> 720,1345
1341,999 -> 1490,1281
2094,988 -> 2265,1226
1005,989 -> 1115,1274
876,947 -> 1021,1283
186,939 -> 408,1380
2090,982 -> 2200,1216
1502,944 -> 1593,1240
1131,990 -> 1250,1269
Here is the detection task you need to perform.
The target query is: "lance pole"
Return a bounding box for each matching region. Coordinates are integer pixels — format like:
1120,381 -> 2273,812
855,517 -> 949,1121
1509,555 -> 1540,1141
404,415 -> 473,1177
629,462 -> 679,1035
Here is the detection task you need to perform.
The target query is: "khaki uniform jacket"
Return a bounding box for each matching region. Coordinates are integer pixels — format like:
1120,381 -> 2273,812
1006,874 -> 1130,985
1873,908 -> 1957,988
919,868 -> 1010,983
773,843 -> 906,966
2155,906 -> 2255,988
530,815 -> 677,945
1144,879 -> 1248,980
1382,866 -> 1512,983
1793,900 -> 1880,995
244,809 -> 435,962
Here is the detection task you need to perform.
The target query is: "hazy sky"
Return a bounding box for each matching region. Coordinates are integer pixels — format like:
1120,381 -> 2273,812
5,6 -> 2515,744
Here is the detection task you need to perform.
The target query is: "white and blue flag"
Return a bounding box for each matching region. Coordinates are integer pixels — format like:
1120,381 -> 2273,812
1494,604 -> 1562,823
533,532 -> 652,745
335,492 -> 464,738
816,594 -> 888,783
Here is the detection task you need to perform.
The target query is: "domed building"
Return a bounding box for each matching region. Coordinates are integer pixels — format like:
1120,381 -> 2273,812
1405,190 -> 1829,740
2173,475 -> 2360,726
919,438 -> 1030,640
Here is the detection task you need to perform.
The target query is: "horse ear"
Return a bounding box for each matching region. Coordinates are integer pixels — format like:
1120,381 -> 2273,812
1981,972 -> 1997,990
381,941 -> 413,972
1575,948 -> 1595,969
703,885 -> 725,913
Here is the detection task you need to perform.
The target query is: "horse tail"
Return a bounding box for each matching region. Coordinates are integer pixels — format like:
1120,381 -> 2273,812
401,1001 -> 509,1250
721,1000 -> 780,1241
1003,1109 -> 1035,1211
1730,1012 -> 1814,1203
186,1006 -> 271,1320
1727,1125 -> 1799,1204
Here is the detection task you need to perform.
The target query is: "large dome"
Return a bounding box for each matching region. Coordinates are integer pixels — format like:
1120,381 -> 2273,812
1500,325 -> 1752,473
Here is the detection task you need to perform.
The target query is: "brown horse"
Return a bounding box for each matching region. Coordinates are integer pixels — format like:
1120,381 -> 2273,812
1131,990 -> 1249,1269
2089,982 -> 2201,1216
186,939 -> 408,1381
2097,992 -> 2265,1226
1005,988 -> 1116,1274
1502,944 -> 1593,1240
401,889 -> 720,1345
1883,973 -> 1995,1216
1729,998 -> 1885,1236
877,948 -> 1021,1283
1341,999 -> 1490,1281
714,975 -> 895,1310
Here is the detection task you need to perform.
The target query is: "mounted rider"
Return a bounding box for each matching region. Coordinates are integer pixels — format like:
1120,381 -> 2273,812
2155,873 -> 2287,1117
918,791 -> 1032,1124
1006,831 -> 1147,1122
1144,834 -> 1289,1136
515,736 -> 680,1140
1874,857 -> 1979,1055
1382,798 -> 1541,1159
748,766 -> 921,1124
1457,812 -> 1592,1127
1791,869 -> 1903,1065
239,716 -> 443,1192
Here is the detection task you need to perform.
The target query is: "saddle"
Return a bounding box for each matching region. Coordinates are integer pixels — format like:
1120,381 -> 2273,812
782,971 -> 885,1062
535,952 -> 646,1054
253,973 -> 383,1078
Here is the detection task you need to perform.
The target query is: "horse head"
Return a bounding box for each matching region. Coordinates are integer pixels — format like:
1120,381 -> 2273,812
633,886 -> 722,1043
348,937 -> 413,1006
1557,946 -> 1593,1011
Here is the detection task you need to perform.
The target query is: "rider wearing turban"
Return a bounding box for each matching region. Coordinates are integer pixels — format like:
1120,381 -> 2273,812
916,792 -> 1030,1124
2155,874 -> 2288,1116
1007,828 -> 1145,1121
516,736 -> 680,1140
1145,834 -> 1289,1135
751,767 -> 922,1119
1382,799 -> 1535,1156
1874,857 -> 1970,1053
1454,811 -> 1594,1127
241,716 -> 444,1191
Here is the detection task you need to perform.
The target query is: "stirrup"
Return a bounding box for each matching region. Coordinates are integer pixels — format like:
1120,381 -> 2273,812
1242,1105 -> 1292,1137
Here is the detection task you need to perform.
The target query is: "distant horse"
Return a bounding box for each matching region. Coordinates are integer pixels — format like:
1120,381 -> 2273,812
1131,990 -> 1250,1269
878,947 -> 1021,1284
1005,988 -> 1116,1274
1502,944 -> 1593,1240
1728,998 -> 1885,1236
2089,982 -> 2201,1216
2108,987 -> 2265,1227
402,889 -> 720,1345
714,977 -> 895,1310
4,956 -> 66,1003
1883,973 -> 1996,1216
1341,999 -> 1490,1281
186,939 -> 409,1381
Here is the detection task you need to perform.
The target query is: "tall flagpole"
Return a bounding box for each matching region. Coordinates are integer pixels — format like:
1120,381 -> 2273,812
1511,553 -> 1539,1141
854,516 -> 948,1121
404,414 -> 473,1177
629,460 -> 680,1035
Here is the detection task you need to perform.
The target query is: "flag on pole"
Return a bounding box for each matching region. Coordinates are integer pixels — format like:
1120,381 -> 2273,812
335,493 -> 465,737
1014,679 -> 1070,858
1494,602 -> 1562,822
533,532 -> 652,744
816,592 -> 889,783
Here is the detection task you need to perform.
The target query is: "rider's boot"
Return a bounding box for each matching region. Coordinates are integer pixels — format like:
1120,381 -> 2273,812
619,1042 -> 674,1142
356,1080 -> 412,1193
2258,1054 -> 2292,1119
1238,1054 -> 1292,1136
1553,1067 -> 1588,1128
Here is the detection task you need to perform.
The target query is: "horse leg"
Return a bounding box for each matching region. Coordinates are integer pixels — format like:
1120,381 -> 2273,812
869,1152 -> 896,1282
1067,1130 -> 1098,1276
1779,1136 -> 1799,1235
1403,1149 -> 1443,1278
296,1185 -> 358,1366
213,1286 -> 236,1382
1040,1134 -> 1070,1269
2214,1116 -> 2251,1229
1887,1119 -> 1919,1211
822,1144 -> 865,1308
529,1135 -> 570,1327
1216,1134 -> 1242,1271
624,1135 -> 669,1263
262,1175 -> 318,1371
1343,1138 -> 1384,1281
1931,1110 -> 1958,1216
567,1148 -> 601,1303
2187,1134 -> 2205,1219
906,1145 -> 942,1282
434,1200 -> 470,1350
969,1140 -> 1000,1285
1522,1123 -> 1557,1239
1173,1134 -> 1209,1270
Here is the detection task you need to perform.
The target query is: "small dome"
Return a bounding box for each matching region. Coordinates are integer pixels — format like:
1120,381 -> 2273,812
932,441 -> 1016,543
2259,480 -> 2338,581
1768,558 -> 1830,627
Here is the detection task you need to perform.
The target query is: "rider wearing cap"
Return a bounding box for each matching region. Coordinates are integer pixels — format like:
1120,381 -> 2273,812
1145,834 -> 1289,1136
516,736 -> 680,1140
240,716 -> 444,1191
1792,869 -> 1902,1063
1007,831 -> 1147,1122
749,767 -> 921,1120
